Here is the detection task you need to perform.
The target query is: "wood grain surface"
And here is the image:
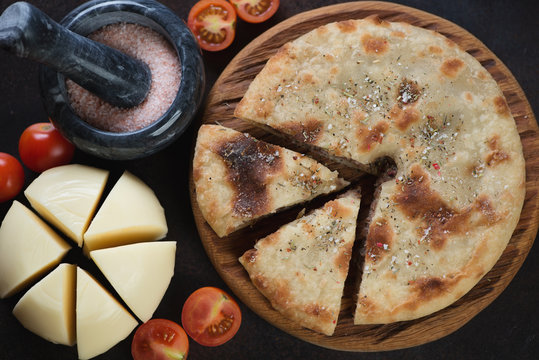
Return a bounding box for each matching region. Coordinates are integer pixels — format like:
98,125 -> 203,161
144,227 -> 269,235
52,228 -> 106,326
188,1 -> 538,351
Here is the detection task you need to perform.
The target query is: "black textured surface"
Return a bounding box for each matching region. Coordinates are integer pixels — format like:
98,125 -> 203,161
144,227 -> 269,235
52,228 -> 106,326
0,0 -> 537,359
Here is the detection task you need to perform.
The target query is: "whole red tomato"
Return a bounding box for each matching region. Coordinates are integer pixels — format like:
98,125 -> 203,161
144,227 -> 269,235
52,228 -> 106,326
0,153 -> 25,203
19,122 -> 75,173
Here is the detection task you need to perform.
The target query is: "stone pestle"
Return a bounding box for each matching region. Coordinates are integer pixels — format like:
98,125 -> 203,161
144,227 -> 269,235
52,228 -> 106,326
0,1 -> 151,108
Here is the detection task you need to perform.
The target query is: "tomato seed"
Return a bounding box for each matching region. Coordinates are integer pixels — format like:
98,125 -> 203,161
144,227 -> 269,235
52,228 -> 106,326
207,313 -> 234,337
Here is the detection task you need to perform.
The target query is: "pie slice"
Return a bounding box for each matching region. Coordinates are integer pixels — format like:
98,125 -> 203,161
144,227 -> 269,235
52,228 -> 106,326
193,124 -> 349,237
90,241 -> 176,322
13,263 -> 76,346
235,18 -> 525,323
24,164 -> 109,247
239,191 -> 360,335
83,171 -> 168,253
0,201 -> 70,298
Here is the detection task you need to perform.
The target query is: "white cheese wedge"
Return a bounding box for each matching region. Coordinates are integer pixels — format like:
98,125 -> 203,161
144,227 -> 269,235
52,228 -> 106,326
0,201 -> 70,298
83,171 -> 168,253
90,241 -> 176,322
76,267 -> 138,360
13,263 -> 76,346
24,164 -> 109,247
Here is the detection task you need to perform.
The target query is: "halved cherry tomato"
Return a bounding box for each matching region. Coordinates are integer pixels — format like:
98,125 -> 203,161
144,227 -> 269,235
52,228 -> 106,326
229,0 -> 279,23
181,287 -> 241,346
18,122 -> 75,173
187,0 -> 236,52
0,153 -> 24,203
132,319 -> 189,360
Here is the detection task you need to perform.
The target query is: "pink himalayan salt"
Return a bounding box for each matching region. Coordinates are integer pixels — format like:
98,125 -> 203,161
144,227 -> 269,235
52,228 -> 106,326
66,23 -> 181,133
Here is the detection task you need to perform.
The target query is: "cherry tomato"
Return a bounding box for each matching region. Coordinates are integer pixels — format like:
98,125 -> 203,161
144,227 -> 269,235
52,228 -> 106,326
132,319 -> 189,360
181,287 -> 241,346
229,0 -> 279,23
187,0 -> 236,52
18,122 -> 75,173
0,153 -> 24,203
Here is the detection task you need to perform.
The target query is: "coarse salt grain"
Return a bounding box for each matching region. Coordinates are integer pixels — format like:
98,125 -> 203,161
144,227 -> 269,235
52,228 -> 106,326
66,23 -> 181,133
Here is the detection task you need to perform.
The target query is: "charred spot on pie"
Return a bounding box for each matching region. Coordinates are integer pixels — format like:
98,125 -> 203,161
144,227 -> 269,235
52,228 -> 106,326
493,96 -> 510,116
315,25 -> 329,36
393,165 -> 471,251
262,44 -> 293,77
215,134 -> 284,218
410,276 -> 451,302
336,20 -> 357,33
304,303 -> 334,323
356,296 -> 376,313
469,161 -> 486,178
440,58 -> 465,78
242,249 -> 258,264
487,135 -> 500,150
478,71 -> 489,80
325,199 -> 353,219
265,230 -> 286,248
361,34 -> 389,55
301,72 -> 318,85
486,150 -> 509,166
323,53 -> 336,62
252,274 -> 268,291
300,220 -> 316,237
399,109 -> 420,131
192,165 -> 202,183
255,97 -> 275,118
272,43 -> 292,61
486,135 -> 509,166
391,30 -> 406,38
393,166 -> 501,251
304,303 -> 321,316
278,118 -> 322,144
365,217 -> 394,263
351,108 -> 369,127
358,121 -> 389,152
390,105 -> 420,131
475,195 -> 499,225
444,37 -> 457,48
365,15 -> 390,28
266,278 -> 291,309
428,45 -> 443,54
397,78 -> 421,106
334,242 -> 353,277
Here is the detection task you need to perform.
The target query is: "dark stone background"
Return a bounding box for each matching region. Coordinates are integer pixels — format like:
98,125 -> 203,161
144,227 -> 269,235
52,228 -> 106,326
0,1 -> 537,359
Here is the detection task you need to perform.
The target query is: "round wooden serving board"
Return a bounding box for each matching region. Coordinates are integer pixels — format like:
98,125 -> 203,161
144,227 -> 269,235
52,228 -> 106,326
189,1 -> 538,352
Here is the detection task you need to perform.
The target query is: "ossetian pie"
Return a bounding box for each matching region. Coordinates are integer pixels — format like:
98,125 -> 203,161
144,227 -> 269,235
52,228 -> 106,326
234,16 -> 526,325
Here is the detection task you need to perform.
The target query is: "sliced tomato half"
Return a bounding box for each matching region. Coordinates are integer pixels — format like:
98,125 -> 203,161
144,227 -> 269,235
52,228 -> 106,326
229,0 -> 279,23
181,287 -> 242,347
187,0 -> 237,51
131,319 -> 189,360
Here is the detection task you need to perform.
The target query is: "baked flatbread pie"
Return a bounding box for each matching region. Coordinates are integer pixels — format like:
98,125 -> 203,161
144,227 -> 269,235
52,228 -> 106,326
235,17 -> 525,324
239,191 -> 360,335
193,125 -> 349,237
